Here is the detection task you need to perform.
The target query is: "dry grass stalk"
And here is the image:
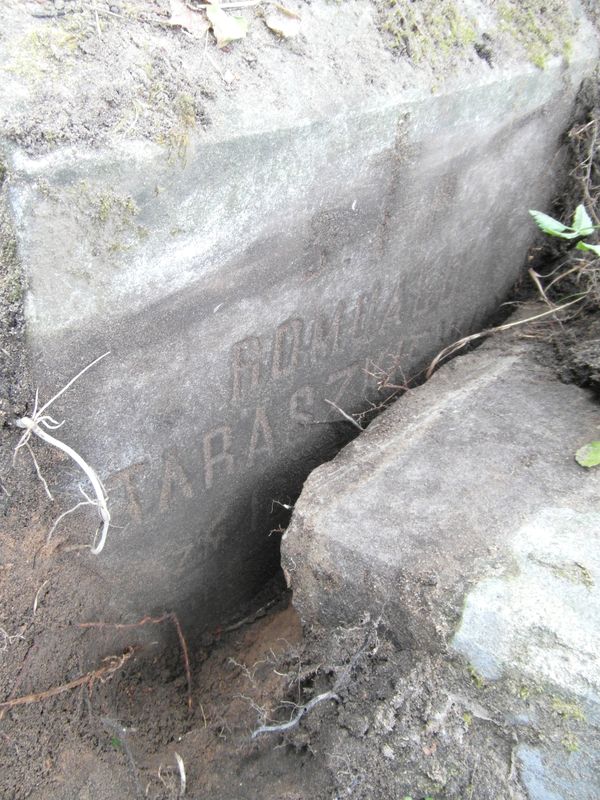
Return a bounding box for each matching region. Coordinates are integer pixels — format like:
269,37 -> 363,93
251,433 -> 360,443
426,296 -> 586,379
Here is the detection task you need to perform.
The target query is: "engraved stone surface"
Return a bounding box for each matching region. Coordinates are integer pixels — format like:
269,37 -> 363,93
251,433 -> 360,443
1,2 -> 598,629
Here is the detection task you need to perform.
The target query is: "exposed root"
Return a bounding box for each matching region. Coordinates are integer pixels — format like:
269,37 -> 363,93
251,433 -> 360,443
14,352 -> 112,554
174,752 -> 186,797
324,399 -> 363,431
78,612 -> 193,710
252,619 -> 379,739
100,717 -> 142,799
0,627 -> 25,652
0,648 -> 135,711
251,689 -> 339,738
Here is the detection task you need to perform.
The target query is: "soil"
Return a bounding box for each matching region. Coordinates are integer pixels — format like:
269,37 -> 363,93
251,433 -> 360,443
1,1 -> 599,799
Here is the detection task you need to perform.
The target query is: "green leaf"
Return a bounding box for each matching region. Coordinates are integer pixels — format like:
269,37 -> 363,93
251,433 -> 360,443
206,3 -> 248,47
575,441 -> 600,468
529,209 -> 576,239
576,241 -> 600,257
572,204 -> 594,237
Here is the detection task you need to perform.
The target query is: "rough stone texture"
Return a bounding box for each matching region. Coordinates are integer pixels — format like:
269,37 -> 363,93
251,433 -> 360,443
283,325 -> 600,798
283,331 -> 600,647
0,1 -> 598,629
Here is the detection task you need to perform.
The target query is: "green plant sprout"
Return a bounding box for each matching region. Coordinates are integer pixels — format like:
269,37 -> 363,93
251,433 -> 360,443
530,203 -> 600,469
529,204 -> 600,257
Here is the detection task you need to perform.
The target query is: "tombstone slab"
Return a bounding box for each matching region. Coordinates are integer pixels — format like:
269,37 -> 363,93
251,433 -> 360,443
0,1 -> 597,629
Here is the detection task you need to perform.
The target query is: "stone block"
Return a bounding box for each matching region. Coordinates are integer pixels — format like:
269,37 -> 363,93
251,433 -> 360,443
282,329 -> 600,798
1,1 -> 598,628
282,334 -> 600,654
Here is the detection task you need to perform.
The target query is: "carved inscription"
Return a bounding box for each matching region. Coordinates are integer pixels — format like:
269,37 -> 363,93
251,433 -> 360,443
159,448 -> 193,512
203,425 -> 234,489
271,318 -> 303,380
231,336 -> 261,403
113,277 -> 444,525
247,407 -> 274,467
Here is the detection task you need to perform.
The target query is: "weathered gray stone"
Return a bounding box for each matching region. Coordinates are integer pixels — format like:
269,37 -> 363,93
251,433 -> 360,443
282,324 -> 600,799
283,331 -> 600,654
1,2 -> 598,628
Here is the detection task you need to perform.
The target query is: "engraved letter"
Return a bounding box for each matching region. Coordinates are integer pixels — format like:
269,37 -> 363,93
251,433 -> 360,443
271,318 -> 304,379
231,336 -> 261,403
159,448 -> 194,513
309,301 -> 345,363
352,283 -> 382,338
107,463 -> 145,524
203,426 -> 234,489
247,407 -> 274,467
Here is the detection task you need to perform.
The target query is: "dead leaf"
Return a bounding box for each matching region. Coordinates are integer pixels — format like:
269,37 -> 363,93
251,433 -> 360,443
206,3 -> 249,48
169,0 -> 209,38
265,7 -> 301,37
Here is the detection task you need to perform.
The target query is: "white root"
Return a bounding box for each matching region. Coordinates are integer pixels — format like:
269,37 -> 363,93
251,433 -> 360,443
14,353 -> 112,555
174,752 -> 186,797
46,499 -> 95,543
251,690 -> 339,739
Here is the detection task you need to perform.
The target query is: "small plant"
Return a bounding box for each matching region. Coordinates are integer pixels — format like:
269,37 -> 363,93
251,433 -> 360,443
529,203 -> 600,256
530,203 -> 600,469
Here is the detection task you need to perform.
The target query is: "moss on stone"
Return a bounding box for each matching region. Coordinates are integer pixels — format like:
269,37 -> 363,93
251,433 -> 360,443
379,0 -> 578,72
381,0 -> 477,69
551,697 -> 586,721
468,664 -> 486,689
561,732 -> 579,753
0,165 -> 25,322
498,0 -> 577,69
6,25 -> 84,83
95,191 -> 138,224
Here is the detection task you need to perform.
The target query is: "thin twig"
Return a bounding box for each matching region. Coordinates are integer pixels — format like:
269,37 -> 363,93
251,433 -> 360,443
91,0 -> 103,37
0,648 -> 135,711
528,268 -> 555,309
78,613 -> 193,710
32,580 -> 49,616
324,399 -> 363,431
426,295 -> 586,379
